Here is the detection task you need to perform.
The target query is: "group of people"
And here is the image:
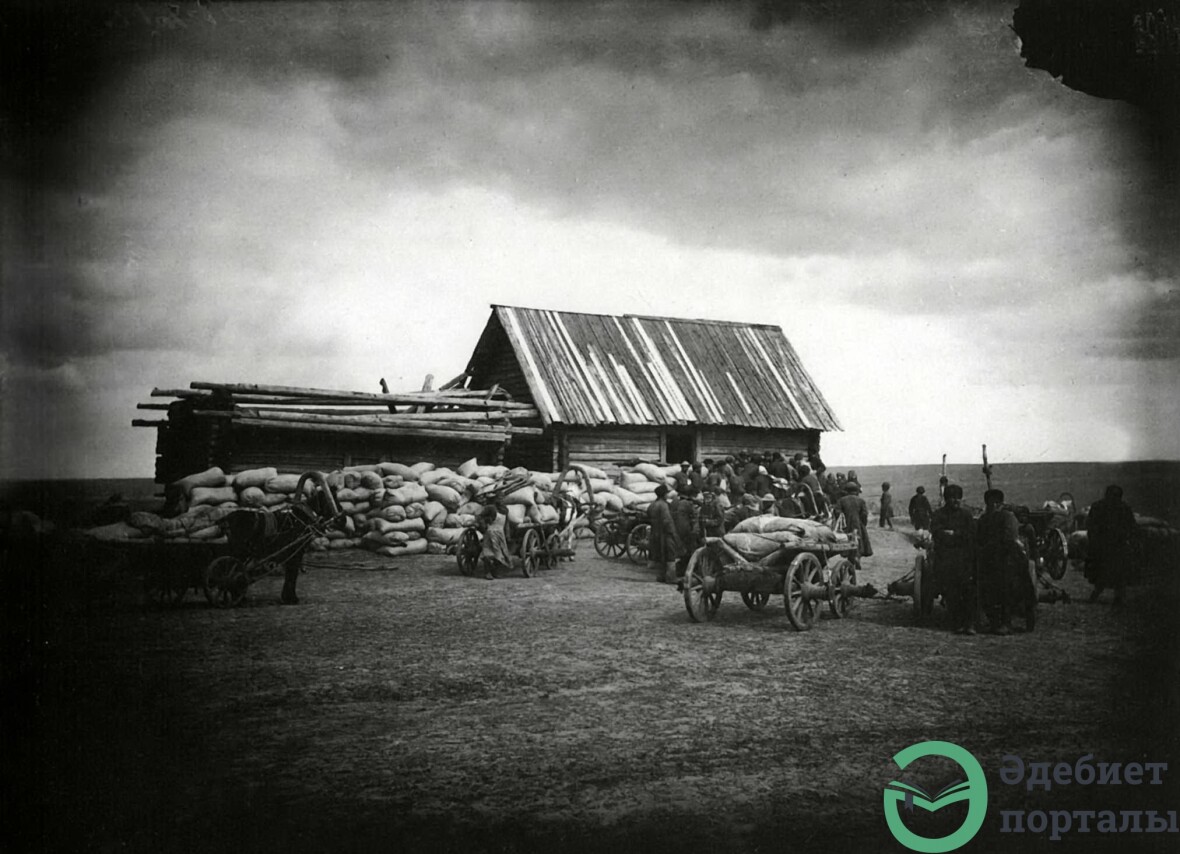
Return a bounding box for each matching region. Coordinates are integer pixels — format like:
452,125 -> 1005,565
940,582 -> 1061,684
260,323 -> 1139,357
645,453 -> 879,584
924,482 -> 1137,635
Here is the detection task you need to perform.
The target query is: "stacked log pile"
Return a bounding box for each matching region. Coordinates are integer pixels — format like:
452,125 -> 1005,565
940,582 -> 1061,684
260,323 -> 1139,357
134,380 -> 543,486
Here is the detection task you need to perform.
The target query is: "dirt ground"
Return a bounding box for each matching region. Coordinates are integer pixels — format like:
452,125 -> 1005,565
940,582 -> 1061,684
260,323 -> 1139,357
4,523 -> 1179,854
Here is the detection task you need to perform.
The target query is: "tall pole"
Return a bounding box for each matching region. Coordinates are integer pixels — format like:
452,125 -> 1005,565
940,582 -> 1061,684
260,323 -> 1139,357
939,453 -> 948,504
982,444 -> 992,491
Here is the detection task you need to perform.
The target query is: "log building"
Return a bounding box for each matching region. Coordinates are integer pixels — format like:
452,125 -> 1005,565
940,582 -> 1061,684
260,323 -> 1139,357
465,305 -> 841,473
139,305 -> 840,482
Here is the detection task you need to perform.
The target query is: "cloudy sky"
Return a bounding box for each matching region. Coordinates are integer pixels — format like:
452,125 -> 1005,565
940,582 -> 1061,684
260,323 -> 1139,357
2,0 -> 1178,479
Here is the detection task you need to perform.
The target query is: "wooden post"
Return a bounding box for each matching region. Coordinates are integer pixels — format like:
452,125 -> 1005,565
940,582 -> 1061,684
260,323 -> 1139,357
412,374 -> 433,414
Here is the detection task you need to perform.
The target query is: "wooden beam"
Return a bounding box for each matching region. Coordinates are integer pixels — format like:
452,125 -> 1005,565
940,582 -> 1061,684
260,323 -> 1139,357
437,373 -> 469,391
189,381 -> 533,410
197,409 -> 544,435
239,406 -> 540,422
151,388 -> 211,398
136,403 -> 172,410
235,417 -> 507,443
132,419 -> 167,427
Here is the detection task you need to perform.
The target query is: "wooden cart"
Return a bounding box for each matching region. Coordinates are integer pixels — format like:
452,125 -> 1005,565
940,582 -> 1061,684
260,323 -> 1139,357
682,535 -> 876,631
455,495 -> 582,578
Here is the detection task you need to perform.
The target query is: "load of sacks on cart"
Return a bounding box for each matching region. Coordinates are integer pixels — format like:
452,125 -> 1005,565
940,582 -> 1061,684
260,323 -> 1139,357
109,459 -> 715,558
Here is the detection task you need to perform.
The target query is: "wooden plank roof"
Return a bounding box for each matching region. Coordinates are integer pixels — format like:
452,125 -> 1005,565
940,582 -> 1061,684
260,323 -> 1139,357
466,305 -> 842,431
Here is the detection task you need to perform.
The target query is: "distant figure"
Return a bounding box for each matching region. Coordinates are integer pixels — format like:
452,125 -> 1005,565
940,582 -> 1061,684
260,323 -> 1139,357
909,486 -> 933,532
879,482 -> 894,529
1084,485 -> 1136,606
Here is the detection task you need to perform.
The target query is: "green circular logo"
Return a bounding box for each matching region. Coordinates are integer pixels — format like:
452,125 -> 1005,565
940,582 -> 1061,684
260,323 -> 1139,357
884,741 -> 988,852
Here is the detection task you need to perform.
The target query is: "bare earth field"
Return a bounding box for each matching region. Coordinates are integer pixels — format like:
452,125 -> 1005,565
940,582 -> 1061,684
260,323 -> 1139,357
4,525 -> 1179,854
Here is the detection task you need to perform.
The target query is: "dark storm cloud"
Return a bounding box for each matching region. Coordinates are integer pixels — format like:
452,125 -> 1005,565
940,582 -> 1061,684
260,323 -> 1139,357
3,1 -> 1176,395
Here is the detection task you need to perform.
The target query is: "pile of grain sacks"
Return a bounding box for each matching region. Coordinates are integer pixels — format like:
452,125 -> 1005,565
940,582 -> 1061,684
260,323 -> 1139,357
116,459 -> 721,554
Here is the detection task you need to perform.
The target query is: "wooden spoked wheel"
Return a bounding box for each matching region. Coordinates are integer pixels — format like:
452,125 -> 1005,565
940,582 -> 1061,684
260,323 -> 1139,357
740,590 -> 771,611
1041,528 -> 1069,580
784,552 -> 825,631
456,528 -> 481,577
521,528 -> 541,577
593,521 -> 625,559
826,556 -> 857,618
683,547 -> 722,623
204,556 -> 247,608
626,523 -> 650,565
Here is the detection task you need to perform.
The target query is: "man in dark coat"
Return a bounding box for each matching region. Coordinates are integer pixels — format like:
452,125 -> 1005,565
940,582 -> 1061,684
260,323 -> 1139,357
647,484 -> 682,584
725,458 -> 745,502
1084,485 -> 1136,605
751,465 -> 772,498
930,484 -> 977,634
672,462 -> 692,494
688,462 -> 706,493
976,489 -> 1023,634
909,486 -> 933,531
768,452 -> 793,481
835,480 -> 873,558
671,486 -> 701,578
703,459 -> 724,495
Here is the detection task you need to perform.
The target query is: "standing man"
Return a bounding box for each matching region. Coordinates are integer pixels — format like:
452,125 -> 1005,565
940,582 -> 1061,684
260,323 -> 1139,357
688,461 -> 706,493
671,485 -> 702,580
751,465 -> 772,498
930,484 -> 977,634
672,461 -> 692,494
647,484 -> 682,584
1084,485 -> 1137,606
739,454 -> 760,493
768,452 -> 792,482
703,459 -> 724,495
879,482 -> 895,529
836,480 -> 873,558
724,456 -> 745,503
976,489 -> 1022,635
909,485 -> 933,531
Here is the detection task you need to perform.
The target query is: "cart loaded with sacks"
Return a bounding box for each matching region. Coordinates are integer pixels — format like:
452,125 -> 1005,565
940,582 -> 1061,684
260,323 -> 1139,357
455,465 -> 595,578
681,515 -> 877,631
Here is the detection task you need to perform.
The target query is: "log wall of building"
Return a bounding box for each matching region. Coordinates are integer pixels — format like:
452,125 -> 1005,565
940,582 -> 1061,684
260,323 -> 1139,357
561,427 -> 662,474
503,431 -> 557,473
697,427 -> 814,462
224,427 -> 503,474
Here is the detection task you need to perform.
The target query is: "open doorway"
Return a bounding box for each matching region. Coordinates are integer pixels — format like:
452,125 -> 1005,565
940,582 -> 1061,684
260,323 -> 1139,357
664,430 -> 695,465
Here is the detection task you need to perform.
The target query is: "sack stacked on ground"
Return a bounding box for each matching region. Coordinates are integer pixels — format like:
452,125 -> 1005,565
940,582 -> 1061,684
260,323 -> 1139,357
158,458 -> 627,556
609,463 -> 678,514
